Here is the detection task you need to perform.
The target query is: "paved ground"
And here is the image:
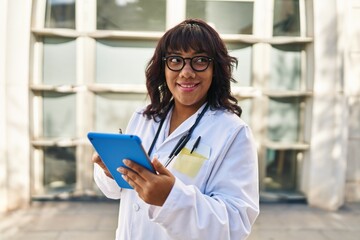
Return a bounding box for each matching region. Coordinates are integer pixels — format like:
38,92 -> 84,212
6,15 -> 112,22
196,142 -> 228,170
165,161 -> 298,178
1,200 -> 360,240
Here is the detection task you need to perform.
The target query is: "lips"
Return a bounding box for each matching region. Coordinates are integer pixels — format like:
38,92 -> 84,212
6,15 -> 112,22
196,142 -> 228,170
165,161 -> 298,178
177,83 -> 199,88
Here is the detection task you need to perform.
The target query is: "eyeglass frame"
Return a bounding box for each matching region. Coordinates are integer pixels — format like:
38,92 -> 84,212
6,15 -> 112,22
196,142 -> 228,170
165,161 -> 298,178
162,55 -> 214,72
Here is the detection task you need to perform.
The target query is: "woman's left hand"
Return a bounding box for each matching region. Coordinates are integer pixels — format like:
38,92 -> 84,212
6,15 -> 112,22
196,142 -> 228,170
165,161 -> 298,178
117,157 -> 175,206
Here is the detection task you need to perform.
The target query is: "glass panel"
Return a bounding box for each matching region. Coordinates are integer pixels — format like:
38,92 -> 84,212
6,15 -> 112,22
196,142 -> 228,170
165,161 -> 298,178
43,92 -> 76,138
97,0 -> 166,31
270,45 -> 302,91
273,0 -> 301,36
96,40 -> 156,84
94,93 -> 148,132
44,146 -> 76,192
45,0 -> 76,29
227,43 -> 252,86
239,99 -> 252,126
43,38 -> 76,85
267,97 -> 301,142
264,149 -> 299,191
187,0 -> 253,34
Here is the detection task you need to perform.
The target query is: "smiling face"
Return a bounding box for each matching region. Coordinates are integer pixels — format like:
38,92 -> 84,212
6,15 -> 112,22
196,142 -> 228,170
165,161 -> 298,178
165,49 -> 213,112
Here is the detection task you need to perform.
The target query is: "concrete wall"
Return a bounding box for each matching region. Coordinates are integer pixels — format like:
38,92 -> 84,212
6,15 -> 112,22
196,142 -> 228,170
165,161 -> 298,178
345,0 -> 360,202
306,0 -> 348,210
306,0 -> 360,210
0,0 -> 32,212
0,0 -> 9,213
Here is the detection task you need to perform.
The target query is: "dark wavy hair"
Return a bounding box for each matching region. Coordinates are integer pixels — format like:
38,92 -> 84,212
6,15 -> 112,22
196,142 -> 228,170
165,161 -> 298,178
144,18 -> 242,120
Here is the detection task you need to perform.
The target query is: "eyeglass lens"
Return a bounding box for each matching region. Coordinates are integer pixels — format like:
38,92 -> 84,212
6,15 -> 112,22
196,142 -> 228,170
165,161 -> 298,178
165,56 -> 212,72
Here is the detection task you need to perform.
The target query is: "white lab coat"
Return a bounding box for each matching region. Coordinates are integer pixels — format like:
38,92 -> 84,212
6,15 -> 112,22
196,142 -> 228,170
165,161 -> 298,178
94,103 -> 259,240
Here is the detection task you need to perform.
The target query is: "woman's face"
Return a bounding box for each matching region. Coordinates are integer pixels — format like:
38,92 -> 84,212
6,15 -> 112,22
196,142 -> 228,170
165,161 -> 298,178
164,49 -> 213,110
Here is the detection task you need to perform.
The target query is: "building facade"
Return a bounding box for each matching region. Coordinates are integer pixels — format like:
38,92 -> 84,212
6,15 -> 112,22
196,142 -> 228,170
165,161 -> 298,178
0,0 -> 359,213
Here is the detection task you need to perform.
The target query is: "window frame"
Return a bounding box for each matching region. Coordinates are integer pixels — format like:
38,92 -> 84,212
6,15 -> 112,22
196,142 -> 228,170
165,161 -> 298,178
30,0 -> 313,198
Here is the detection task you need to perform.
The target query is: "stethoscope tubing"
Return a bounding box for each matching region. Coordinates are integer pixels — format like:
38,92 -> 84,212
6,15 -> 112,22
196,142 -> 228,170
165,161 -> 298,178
148,102 -> 209,167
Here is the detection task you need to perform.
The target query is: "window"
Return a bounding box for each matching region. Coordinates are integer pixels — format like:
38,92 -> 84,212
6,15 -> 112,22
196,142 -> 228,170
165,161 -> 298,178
45,0 -> 76,29
186,0 -> 254,34
44,147 -> 76,192
265,149 -> 299,191
96,40 -> 156,84
97,0 -> 166,31
31,0 -> 313,200
262,0 -> 311,197
273,0 -> 301,36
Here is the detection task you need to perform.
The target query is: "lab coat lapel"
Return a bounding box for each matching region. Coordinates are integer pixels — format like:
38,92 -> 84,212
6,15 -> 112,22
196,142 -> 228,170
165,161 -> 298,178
160,111 -> 197,145
157,103 -> 208,149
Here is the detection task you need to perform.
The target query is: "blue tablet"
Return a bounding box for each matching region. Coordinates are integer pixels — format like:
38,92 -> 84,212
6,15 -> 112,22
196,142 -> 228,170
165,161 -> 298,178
87,132 -> 155,189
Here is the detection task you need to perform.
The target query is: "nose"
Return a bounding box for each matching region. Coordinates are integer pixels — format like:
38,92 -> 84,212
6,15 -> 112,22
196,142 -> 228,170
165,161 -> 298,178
179,59 -> 195,78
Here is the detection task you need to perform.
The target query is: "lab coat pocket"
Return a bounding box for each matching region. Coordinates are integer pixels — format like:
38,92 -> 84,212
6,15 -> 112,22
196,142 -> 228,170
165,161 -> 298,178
173,142 -> 210,178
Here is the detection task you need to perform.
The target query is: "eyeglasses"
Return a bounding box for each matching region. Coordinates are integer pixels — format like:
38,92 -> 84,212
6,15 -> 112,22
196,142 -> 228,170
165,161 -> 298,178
162,55 -> 213,72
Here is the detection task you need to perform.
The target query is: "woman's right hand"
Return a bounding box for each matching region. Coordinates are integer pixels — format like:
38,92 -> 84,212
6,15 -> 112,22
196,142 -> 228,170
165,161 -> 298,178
92,152 -> 113,179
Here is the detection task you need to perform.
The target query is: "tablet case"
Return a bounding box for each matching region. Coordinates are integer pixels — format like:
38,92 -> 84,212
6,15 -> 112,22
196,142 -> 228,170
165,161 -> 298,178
87,132 -> 155,189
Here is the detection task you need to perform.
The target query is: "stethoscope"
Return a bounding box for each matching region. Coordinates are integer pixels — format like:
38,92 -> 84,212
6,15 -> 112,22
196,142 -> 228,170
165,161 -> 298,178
148,101 -> 210,167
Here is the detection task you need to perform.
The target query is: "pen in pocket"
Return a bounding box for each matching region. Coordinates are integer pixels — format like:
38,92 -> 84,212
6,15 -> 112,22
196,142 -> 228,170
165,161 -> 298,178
190,136 -> 201,154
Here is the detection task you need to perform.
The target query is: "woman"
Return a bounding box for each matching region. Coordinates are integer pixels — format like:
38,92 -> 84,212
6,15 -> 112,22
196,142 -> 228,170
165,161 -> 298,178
92,18 -> 259,240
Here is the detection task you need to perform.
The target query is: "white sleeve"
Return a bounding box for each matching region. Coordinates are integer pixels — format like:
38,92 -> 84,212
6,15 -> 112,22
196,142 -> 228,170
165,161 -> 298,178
93,164 -> 121,199
148,126 -> 259,240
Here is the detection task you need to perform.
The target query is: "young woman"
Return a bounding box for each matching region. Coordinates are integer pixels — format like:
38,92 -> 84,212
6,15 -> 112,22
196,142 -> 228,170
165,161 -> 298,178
92,18 -> 259,240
